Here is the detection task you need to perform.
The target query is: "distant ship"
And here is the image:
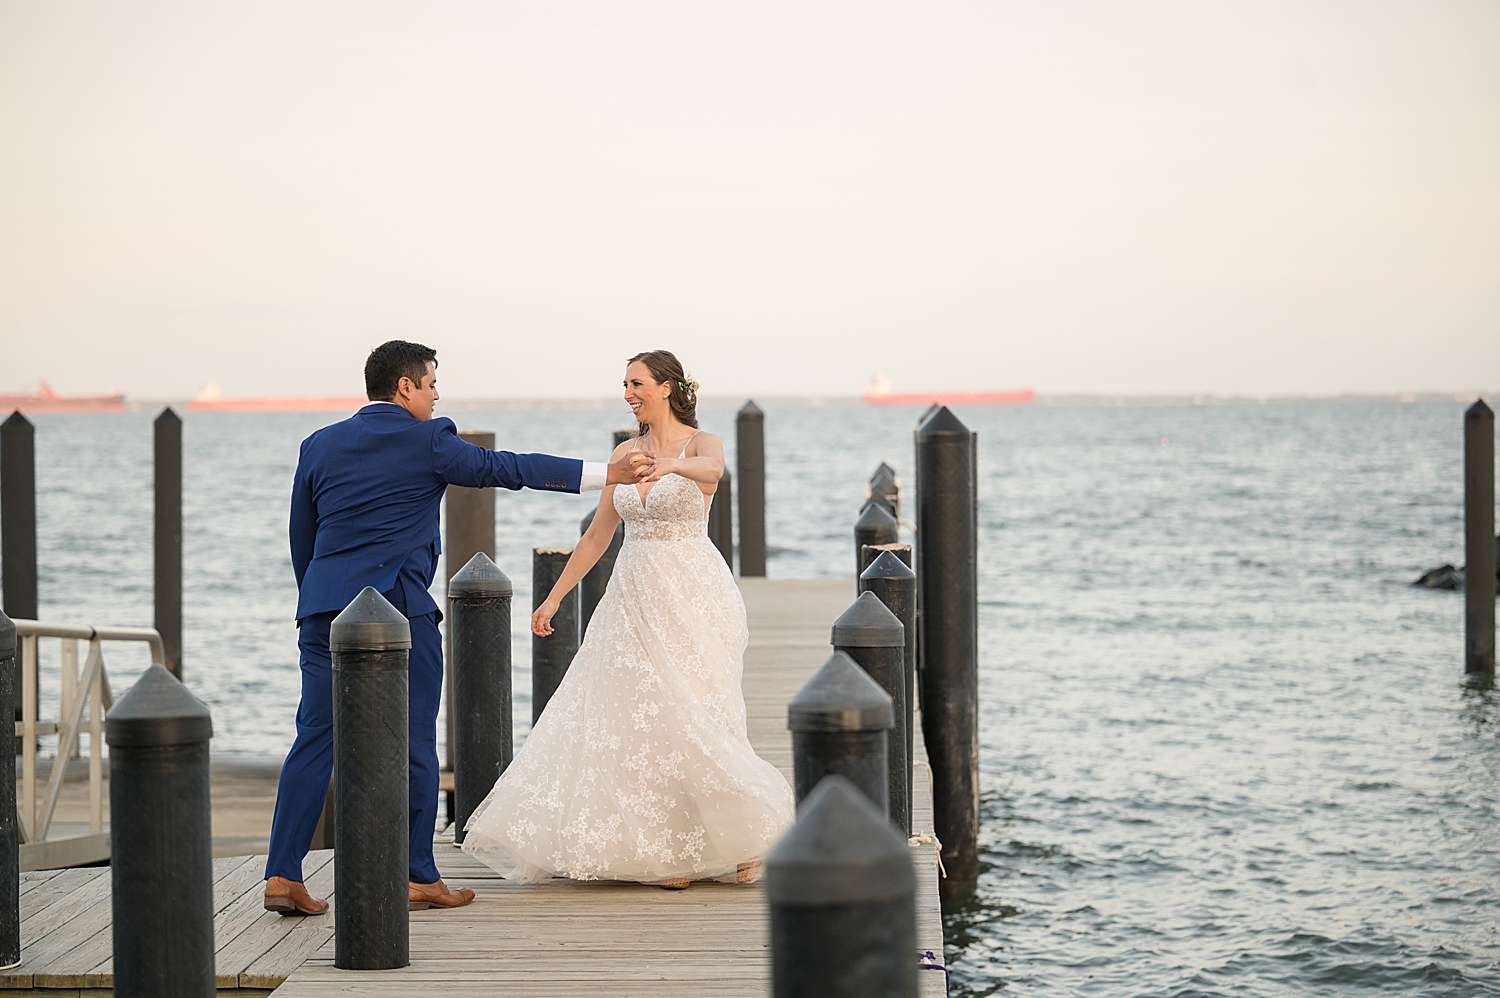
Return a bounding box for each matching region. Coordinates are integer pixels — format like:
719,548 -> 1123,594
0,381 -> 126,414
187,384 -> 368,413
863,375 -> 1033,407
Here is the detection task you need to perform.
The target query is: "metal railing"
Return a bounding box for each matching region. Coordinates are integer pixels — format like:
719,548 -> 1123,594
11,620 -> 164,850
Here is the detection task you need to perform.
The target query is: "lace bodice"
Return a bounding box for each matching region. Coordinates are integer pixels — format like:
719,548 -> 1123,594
613,474 -> 710,543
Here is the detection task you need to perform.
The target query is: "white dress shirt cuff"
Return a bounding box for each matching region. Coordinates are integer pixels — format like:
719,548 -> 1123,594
580,462 -> 608,492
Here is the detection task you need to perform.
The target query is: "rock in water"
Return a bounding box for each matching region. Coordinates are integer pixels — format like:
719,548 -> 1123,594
1414,565 -> 1463,589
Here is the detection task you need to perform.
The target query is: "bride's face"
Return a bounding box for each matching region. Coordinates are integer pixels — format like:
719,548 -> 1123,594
623,361 -> 671,424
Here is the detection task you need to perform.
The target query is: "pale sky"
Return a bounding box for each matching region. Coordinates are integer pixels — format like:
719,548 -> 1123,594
1,1 -> 1496,400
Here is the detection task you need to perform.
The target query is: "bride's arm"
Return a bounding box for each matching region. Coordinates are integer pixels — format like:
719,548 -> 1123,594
532,477 -> 626,636
645,432 -> 725,492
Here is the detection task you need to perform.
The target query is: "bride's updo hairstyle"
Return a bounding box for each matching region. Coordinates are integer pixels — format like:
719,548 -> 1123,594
627,350 -> 699,436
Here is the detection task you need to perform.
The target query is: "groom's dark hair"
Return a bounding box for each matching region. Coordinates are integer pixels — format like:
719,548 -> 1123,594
366,340 -> 438,400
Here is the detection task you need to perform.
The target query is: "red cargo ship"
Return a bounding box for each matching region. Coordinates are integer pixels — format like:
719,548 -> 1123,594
0,381 -> 126,414
188,385 -> 368,413
863,376 -> 1033,406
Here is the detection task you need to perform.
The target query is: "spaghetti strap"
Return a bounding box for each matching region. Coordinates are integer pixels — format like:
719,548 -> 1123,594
678,431 -> 699,459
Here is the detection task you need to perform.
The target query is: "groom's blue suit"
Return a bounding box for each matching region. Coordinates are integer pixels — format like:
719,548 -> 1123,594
266,402 -> 584,885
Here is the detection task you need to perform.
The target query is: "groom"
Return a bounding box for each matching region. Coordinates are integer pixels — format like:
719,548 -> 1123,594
263,340 -> 652,914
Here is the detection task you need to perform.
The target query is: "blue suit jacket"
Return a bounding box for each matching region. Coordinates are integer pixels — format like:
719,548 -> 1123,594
290,403 -> 582,621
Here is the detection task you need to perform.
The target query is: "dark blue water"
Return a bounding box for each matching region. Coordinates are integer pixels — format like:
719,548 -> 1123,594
16,398 -> 1498,995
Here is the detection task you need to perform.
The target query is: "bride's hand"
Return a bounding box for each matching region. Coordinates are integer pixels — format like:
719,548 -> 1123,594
643,456 -> 680,482
531,598 -> 561,636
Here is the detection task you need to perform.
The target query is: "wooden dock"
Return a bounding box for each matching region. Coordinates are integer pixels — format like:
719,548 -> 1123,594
0,579 -> 946,997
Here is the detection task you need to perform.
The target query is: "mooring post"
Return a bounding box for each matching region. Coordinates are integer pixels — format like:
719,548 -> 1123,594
868,462 -> 900,518
153,407 -> 183,679
331,588 -> 411,971
859,549 -> 917,828
737,401 -> 767,577
0,411 -> 37,624
443,430 -> 496,821
0,611 -> 15,970
766,775 -> 918,998
578,509 -> 624,636
106,664 -> 215,997
788,651 -> 893,815
916,405 -> 979,893
613,427 -> 636,450
1,411 -> 34,722
532,547 -> 580,724
854,501 -> 899,581
1466,400 -> 1496,674
449,553 -> 513,844
832,592 -> 909,833
708,468 -> 735,570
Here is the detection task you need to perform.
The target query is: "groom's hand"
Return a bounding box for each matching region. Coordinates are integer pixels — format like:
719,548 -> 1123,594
606,450 -> 655,485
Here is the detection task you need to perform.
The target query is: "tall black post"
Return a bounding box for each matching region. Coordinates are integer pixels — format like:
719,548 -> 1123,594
868,462 -> 900,518
449,553 -> 512,845
154,408 -> 183,679
737,401 -> 766,577
578,509 -> 624,636
0,611 -> 15,970
832,592 -> 908,833
788,652 -> 893,814
708,469 -> 734,570
912,406 -> 938,690
1466,400 -> 1496,674
331,588 -> 410,971
916,406 -> 979,893
0,412 -> 37,622
444,430 -> 496,818
532,547 -> 580,724
766,776 -> 918,998
106,664 -> 215,997
854,502 -> 899,581
859,550 -> 917,828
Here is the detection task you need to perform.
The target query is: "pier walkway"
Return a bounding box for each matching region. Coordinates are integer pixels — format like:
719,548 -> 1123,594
0,579 -> 945,997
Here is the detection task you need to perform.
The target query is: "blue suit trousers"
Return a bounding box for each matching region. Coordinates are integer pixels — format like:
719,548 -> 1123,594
264,598 -> 444,885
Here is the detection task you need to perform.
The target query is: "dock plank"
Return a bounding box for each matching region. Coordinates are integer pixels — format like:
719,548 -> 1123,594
8,579 -> 946,994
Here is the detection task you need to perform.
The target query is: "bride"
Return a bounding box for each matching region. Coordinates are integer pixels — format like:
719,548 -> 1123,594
461,350 -> 795,888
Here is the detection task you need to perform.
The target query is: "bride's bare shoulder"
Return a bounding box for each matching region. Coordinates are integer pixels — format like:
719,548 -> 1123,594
686,430 -> 722,455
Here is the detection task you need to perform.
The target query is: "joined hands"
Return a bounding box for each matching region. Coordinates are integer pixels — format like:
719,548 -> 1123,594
606,449 -> 657,486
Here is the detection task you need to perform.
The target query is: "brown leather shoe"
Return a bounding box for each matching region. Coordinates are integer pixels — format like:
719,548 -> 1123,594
264,876 -> 329,916
409,879 -> 475,911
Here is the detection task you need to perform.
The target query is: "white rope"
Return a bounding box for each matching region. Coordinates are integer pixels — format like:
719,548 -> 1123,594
908,755 -> 947,878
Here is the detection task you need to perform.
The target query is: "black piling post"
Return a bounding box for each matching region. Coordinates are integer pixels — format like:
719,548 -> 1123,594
0,611 -> 15,970
766,775 -> 918,998
613,427 -> 636,450
708,469 -> 735,570
0,412 -> 37,624
106,664 -> 215,997
854,501 -> 899,581
859,550 -> 917,828
868,462 -> 900,518
916,405 -> 979,893
737,401 -> 767,577
832,592 -> 908,833
1466,400 -> 1496,674
578,510 -> 624,636
449,553 -> 513,845
532,547 -> 580,724
788,652 -> 893,815
444,430 -> 496,820
330,588 -> 411,971
154,407 -> 183,679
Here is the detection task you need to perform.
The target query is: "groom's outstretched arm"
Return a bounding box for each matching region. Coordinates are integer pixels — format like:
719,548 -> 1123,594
432,420 -> 593,493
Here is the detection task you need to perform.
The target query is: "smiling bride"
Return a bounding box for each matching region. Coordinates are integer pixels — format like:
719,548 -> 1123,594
460,350 -> 795,888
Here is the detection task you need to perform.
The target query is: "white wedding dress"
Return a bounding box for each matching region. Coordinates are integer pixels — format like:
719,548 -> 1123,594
460,466 -> 795,884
